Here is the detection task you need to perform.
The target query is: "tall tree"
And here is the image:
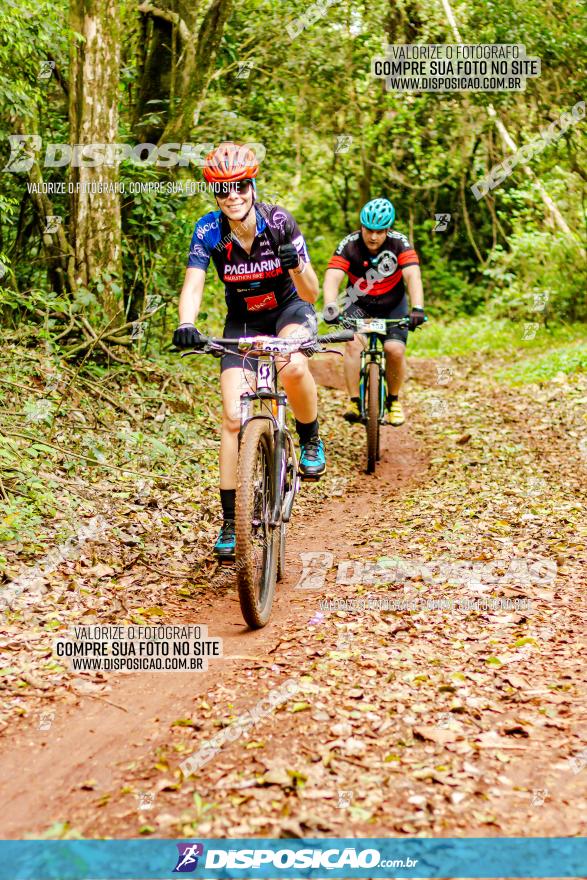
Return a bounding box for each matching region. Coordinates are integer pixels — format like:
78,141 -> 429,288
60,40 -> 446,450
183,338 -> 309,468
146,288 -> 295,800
136,0 -> 234,145
69,0 -> 122,317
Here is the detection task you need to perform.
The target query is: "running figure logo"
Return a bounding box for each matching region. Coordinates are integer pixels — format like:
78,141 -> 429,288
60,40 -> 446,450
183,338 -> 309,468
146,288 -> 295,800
173,843 -> 204,872
433,213 -> 451,232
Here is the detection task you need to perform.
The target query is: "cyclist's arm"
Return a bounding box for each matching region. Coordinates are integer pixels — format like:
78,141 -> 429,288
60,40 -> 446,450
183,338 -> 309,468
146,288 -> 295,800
323,267 -> 346,306
291,261 -> 320,304
178,267 -> 206,324
402,265 -> 424,309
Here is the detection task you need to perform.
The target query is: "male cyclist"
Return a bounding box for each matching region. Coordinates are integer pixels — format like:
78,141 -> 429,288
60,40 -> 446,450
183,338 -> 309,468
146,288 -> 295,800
322,198 -> 425,426
173,142 -> 323,561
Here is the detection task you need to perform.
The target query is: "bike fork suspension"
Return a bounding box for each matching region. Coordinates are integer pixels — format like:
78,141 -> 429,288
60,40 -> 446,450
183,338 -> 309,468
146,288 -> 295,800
270,397 -> 287,525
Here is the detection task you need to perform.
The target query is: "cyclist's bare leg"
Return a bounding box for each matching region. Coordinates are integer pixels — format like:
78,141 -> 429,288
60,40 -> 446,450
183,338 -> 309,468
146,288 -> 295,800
276,323 -> 317,423
384,340 -> 406,396
219,367 -> 256,488
343,334 -> 365,398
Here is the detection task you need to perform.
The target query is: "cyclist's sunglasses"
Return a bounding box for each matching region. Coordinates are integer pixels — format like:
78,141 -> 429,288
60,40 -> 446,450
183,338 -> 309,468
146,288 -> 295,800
210,179 -> 253,198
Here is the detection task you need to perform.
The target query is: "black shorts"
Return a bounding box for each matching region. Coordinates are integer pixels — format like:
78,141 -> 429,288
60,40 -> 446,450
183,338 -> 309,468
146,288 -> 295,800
342,298 -> 409,345
220,299 -> 317,372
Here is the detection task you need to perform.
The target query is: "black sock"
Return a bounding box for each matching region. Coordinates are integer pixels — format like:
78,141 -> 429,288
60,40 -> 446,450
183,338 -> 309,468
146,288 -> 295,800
351,396 -> 361,405
296,418 -> 319,445
220,489 -> 235,521
387,394 -> 398,403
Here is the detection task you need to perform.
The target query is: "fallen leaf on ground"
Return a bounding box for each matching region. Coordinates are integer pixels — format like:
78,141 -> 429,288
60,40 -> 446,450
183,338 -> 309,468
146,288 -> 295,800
413,725 -> 461,744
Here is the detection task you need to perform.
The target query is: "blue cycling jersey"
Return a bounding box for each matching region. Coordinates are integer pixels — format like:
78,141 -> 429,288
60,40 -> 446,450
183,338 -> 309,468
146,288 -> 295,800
187,203 -> 311,319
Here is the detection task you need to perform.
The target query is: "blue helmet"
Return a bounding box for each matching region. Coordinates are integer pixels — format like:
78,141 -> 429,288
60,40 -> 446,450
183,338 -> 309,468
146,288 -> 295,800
360,198 -> 395,230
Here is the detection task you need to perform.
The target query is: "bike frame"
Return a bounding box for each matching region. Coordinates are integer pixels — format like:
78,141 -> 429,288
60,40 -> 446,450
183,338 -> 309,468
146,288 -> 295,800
238,353 -> 299,528
179,328 -> 352,625
351,318 -> 410,424
358,332 -> 387,425
181,328 -> 352,530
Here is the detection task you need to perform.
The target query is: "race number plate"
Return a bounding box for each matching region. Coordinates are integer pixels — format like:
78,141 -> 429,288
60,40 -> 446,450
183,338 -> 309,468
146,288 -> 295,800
238,336 -> 297,354
355,318 -> 387,335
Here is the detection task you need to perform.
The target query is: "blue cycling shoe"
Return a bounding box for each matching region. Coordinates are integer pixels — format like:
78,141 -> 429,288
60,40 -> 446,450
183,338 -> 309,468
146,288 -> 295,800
214,519 -> 236,561
299,437 -> 326,480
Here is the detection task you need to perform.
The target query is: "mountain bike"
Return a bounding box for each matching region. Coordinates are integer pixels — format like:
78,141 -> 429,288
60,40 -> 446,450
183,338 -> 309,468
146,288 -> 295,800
182,328 -> 352,628
341,316 -> 414,474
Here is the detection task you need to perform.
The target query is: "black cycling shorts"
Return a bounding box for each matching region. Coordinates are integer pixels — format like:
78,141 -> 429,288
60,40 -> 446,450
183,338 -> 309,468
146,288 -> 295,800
342,297 -> 409,345
220,299 -> 317,372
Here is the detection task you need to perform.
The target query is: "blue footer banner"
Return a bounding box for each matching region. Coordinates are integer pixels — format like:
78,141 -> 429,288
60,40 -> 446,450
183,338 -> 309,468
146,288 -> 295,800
0,837 -> 586,879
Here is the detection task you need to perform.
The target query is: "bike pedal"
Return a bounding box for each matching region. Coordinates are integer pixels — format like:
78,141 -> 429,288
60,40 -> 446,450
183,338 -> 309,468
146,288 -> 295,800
300,473 -> 322,482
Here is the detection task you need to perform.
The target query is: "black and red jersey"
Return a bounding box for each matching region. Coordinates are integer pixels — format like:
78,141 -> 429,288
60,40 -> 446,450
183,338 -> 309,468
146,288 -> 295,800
327,229 -> 419,316
187,203 -> 311,320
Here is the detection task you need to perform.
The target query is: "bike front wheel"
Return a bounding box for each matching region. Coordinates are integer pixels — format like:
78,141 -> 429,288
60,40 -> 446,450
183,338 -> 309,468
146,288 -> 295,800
366,361 -> 380,474
276,522 -> 287,582
236,418 -> 278,628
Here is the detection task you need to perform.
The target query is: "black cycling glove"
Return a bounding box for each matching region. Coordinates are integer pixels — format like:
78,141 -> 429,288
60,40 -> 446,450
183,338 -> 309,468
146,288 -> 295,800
172,323 -> 203,349
278,243 -> 300,270
409,307 -> 426,332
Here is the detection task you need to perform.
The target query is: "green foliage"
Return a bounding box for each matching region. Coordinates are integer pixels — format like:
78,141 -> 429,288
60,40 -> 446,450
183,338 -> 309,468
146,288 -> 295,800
0,0 -> 68,119
0,0 -> 585,345
416,238 -> 488,318
495,341 -> 587,385
483,231 -> 587,324
409,314 -> 585,357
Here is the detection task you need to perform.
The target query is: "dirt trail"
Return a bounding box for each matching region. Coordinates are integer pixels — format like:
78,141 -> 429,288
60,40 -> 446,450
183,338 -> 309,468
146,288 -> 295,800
0,357 -> 426,839
2,352 -> 586,841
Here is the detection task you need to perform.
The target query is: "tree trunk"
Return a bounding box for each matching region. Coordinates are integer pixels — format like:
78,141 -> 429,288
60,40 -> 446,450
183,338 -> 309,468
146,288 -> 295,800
151,0 -> 234,145
69,0 -> 122,318
132,13 -> 173,144
13,117 -> 76,296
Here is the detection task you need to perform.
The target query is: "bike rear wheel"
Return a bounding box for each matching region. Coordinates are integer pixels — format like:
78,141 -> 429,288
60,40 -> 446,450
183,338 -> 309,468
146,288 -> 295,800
236,418 -> 278,628
366,361 -> 380,474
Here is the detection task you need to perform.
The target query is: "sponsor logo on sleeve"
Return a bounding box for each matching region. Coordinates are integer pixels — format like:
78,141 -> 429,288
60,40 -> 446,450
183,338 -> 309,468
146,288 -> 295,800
190,243 -> 209,260
196,218 -> 219,240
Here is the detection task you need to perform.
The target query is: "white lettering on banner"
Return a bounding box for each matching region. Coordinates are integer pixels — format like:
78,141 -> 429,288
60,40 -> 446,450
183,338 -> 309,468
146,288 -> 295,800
204,847 -> 387,870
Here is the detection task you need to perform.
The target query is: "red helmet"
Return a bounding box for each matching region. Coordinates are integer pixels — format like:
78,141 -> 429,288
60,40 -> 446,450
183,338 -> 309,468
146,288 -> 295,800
202,142 -> 259,183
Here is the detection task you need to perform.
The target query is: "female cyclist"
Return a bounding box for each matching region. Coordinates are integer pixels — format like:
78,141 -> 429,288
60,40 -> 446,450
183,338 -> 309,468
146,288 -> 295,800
173,142 -> 325,560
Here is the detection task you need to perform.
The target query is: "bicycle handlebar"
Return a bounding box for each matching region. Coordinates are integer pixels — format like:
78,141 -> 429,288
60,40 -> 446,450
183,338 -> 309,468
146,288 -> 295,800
204,330 -> 354,346
340,316 -> 411,327
337,315 -> 428,331
317,329 -> 354,343
179,328 -> 354,358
